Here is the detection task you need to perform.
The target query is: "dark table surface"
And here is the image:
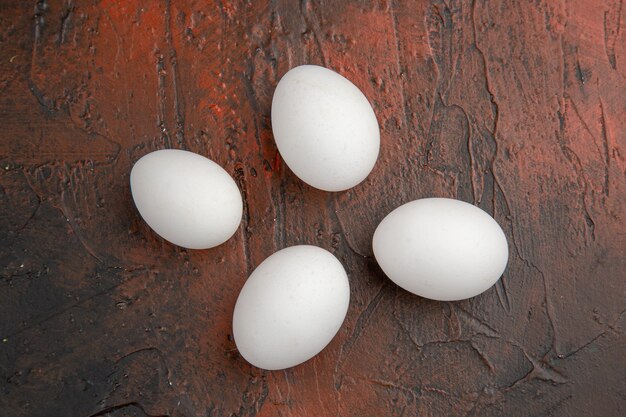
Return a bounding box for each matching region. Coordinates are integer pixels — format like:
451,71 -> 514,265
1,1 -> 625,416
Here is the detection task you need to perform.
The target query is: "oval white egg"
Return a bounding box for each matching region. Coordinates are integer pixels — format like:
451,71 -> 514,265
232,245 -> 350,370
130,149 -> 242,249
271,65 -> 380,192
373,198 -> 508,301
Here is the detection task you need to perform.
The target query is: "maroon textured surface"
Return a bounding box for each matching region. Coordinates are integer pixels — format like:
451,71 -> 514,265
1,1 -> 625,416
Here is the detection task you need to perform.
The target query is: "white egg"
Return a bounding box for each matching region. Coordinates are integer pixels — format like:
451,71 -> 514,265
232,245 -> 350,370
271,65 -> 380,192
373,198 -> 509,301
130,149 -> 242,249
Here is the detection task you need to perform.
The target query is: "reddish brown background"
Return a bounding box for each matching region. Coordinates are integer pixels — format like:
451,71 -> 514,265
1,0 -> 625,416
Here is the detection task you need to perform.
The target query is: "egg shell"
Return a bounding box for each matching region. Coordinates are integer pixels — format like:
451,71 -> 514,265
232,245 -> 350,370
373,198 -> 509,301
271,65 -> 380,192
130,149 -> 242,249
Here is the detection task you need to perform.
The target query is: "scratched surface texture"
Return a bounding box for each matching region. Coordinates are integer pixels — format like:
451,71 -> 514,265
1,0 -> 625,416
